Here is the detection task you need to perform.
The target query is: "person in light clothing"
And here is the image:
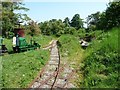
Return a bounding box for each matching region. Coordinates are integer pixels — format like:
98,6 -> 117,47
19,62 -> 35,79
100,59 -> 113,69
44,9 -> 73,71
13,36 -> 16,47
12,36 -> 16,52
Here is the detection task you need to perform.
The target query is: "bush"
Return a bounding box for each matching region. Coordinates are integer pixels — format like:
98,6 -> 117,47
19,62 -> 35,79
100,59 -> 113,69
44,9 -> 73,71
81,28 -> 119,88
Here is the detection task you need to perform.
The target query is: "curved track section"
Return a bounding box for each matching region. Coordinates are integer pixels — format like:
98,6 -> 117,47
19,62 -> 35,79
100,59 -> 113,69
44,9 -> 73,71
28,40 -> 75,89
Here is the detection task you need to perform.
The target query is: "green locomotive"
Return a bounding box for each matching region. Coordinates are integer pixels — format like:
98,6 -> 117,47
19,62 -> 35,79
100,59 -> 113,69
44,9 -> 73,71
13,28 -> 40,53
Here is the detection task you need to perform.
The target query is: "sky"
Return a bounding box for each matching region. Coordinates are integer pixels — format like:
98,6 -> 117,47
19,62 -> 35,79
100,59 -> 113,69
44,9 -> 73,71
16,0 -> 110,26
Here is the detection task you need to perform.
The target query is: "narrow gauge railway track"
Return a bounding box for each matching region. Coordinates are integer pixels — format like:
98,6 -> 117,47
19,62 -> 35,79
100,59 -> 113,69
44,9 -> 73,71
27,40 -> 75,89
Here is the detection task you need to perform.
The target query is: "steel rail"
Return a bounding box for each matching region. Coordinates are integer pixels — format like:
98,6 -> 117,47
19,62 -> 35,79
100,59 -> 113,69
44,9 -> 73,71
26,40 -> 76,89
27,40 -> 57,89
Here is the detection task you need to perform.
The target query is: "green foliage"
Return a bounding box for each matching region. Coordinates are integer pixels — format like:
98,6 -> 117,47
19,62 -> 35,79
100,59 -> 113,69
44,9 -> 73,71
39,19 -> 65,36
105,1 -> 120,29
58,34 -> 83,68
39,14 -> 84,37
27,21 -> 41,36
80,28 -> 119,88
77,28 -> 86,39
86,12 -> 101,30
58,35 -> 79,56
58,34 -> 84,87
39,19 -> 74,37
63,17 -> 70,27
29,35 -> 53,48
86,1 -> 120,30
64,27 -> 76,35
3,38 -> 13,52
77,29 -> 103,43
71,14 -> 83,30
1,1 -> 30,38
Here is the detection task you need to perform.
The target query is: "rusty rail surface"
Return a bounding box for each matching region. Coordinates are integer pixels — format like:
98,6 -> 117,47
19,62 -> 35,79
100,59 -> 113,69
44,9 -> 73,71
27,61 -> 49,88
26,40 -> 76,89
27,40 -> 57,89
38,64 -> 67,88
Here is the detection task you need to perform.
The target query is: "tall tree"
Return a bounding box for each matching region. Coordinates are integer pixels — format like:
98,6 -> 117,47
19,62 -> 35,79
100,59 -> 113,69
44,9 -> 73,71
71,14 -> 83,30
39,19 -> 65,36
105,1 -> 120,29
63,17 -> 70,27
86,1 -> 120,30
28,20 -> 41,36
86,12 -> 101,30
1,0 -> 30,38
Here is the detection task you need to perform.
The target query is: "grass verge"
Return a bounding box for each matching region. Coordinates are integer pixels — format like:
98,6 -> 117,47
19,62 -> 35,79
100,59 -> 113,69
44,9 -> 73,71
2,49 -> 50,88
58,34 -> 84,87
1,35 -> 53,88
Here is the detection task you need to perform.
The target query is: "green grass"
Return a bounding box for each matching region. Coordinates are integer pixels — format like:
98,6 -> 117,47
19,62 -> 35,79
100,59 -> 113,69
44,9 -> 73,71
3,38 -> 13,52
1,35 -> 53,88
80,28 -> 119,88
58,34 -> 84,87
58,28 -> 119,88
2,49 -> 50,88
25,35 -> 53,48
58,34 -> 83,66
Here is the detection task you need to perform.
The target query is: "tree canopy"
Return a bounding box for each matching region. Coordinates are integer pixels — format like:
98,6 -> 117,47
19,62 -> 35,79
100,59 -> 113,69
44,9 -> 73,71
1,1 -> 30,38
39,14 -> 84,37
1,1 -> 119,37
71,14 -> 83,30
86,1 -> 120,30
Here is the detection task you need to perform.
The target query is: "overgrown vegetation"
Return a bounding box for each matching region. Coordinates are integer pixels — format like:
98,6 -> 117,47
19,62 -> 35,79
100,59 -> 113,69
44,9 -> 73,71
58,27 -> 119,88
58,35 -> 83,66
58,35 -> 84,86
79,28 -> 119,88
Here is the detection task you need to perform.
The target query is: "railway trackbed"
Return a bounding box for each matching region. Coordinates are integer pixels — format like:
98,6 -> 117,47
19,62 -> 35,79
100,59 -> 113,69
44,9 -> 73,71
27,40 -> 76,89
